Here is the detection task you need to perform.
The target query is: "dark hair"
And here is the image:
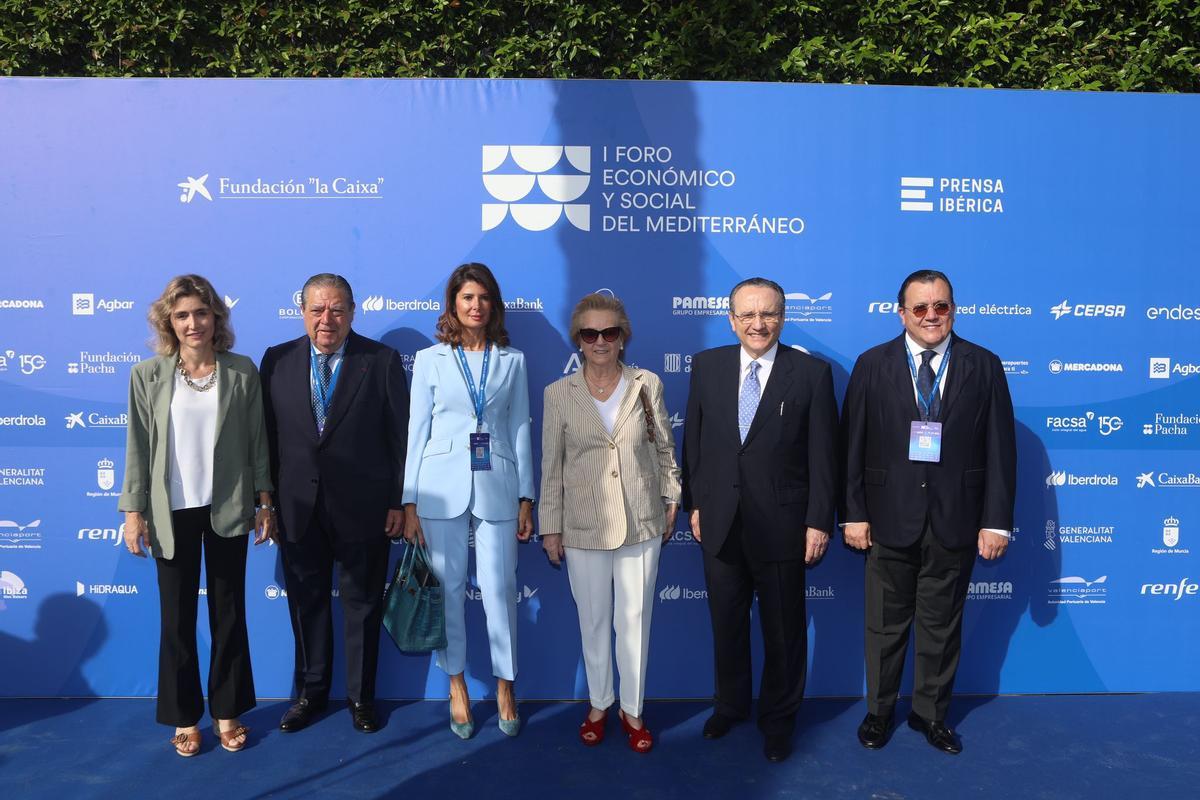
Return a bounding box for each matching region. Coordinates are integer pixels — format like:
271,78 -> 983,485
897,269 -> 955,307
569,292 -> 633,350
148,274 -> 234,355
301,273 -> 356,309
728,277 -> 785,313
435,262 -> 510,347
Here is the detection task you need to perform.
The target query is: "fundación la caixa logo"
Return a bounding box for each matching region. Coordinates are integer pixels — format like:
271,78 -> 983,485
482,145 -> 590,231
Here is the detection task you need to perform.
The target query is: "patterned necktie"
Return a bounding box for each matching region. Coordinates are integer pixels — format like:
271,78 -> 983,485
738,360 -> 761,443
917,349 -> 941,421
313,353 -> 332,433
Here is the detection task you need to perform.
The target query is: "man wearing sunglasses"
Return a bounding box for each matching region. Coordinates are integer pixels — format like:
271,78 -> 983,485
840,269 -> 1016,755
682,277 -> 838,763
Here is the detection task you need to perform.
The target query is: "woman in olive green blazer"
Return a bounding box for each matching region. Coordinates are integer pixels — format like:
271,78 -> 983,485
118,274 -> 274,757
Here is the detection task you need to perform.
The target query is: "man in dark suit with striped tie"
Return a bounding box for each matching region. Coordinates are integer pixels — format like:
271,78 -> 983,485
840,269 -> 1016,755
682,277 -> 838,763
260,273 -> 409,734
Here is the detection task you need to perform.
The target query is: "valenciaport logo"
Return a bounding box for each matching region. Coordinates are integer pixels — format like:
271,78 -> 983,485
1146,303 -> 1200,321
71,293 -> 135,315
1045,470 -> 1118,488
783,291 -> 833,323
1049,300 -> 1126,320
1142,412 -> 1197,438
899,176 -> 1005,214
0,519 -> 43,550
1047,359 -> 1123,374
1044,411 -> 1123,436
967,580 -> 1013,600
1048,576 -> 1107,605
177,174 -> 213,203
1148,357 -> 1200,379
0,298 -> 45,310
672,295 -> 729,316
0,350 -> 46,375
658,584 -> 708,601
1137,471 -> 1200,489
1140,578 -> 1198,600
76,581 -> 139,597
482,145 -> 590,232
66,351 -> 140,375
1152,516 -> 1187,555
65,411 -> 127,430
360,295 -> 441,313
0,571 -> 30,603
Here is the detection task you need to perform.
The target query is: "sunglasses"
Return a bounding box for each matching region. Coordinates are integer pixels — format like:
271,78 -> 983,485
579,327 -> 621,343
905,301 -> 953,318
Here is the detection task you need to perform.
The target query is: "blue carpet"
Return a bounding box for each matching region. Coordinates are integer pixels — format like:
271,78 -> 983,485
0,695 -> 1196,799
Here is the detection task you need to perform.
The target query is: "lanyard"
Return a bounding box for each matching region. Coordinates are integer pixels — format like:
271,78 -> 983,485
310,350 -> 343,416
904,340 -> 951,418
455,344 -> 491,433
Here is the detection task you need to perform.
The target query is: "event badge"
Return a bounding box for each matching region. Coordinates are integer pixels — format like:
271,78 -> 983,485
909,421 -> 943,462
470,432 -> 492,471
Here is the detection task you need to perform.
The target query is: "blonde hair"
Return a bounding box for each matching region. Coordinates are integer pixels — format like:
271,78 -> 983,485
568,293 -> 632,349
147,274 -> 234,355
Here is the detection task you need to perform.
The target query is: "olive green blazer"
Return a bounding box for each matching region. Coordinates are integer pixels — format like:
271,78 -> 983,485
118,351 -> 273,559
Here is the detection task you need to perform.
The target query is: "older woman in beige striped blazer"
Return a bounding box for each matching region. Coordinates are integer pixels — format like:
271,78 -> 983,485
540,292 -> 681,753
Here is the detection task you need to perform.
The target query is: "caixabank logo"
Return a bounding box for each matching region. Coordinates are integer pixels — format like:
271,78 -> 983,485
482,145 -> 590,231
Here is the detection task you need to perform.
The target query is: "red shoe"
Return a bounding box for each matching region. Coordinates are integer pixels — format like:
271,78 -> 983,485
618,709 -> 653,753
579,707 -> 608,746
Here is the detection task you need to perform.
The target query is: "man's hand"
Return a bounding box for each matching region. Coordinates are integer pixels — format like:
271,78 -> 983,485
384,508 -> 405,539
843,521 -> 872,551
978,529 -> 1009,560
401,504 -> 424,546
804,528 -> 830,565
689,509 -> 702,543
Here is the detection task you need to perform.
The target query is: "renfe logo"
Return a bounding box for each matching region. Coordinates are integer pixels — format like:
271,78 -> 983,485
1140,578 -> 1199,600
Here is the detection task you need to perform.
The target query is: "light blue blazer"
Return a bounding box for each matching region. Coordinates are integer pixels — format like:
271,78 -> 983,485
402,342 -> 535,521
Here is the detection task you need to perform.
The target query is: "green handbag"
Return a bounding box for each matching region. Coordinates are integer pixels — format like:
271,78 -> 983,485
382,542 -> 448,653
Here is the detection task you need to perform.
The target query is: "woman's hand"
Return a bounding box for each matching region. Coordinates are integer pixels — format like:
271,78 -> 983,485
542,533 -> 565,566
517,499 -> 534,542
661,502 -> 679,546
253,508 -> 276,545
402,504 -> 425,547
124,511 -> 150,557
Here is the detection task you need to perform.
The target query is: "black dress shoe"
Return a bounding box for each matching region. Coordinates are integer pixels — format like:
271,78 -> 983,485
279,698 -> 326,733
763,733 -> 792,763
907,711 -> 962,755
702,713 -> 741,739
350,701 -> 379,733
857,712 -> 894,749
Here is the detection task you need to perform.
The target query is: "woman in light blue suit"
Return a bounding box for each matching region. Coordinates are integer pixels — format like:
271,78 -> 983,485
403,263 -> 535,739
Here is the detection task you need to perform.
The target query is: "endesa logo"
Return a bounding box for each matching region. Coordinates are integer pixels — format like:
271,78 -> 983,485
1049,300 -> 1126,320
1146,304 -> 1200,321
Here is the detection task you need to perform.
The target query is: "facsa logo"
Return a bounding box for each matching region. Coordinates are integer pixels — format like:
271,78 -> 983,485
177,174 -> 212,203
482,145 -> 590,231
0,350 -> 46,375
1044,412 -> 1122,436
1049,300 -> 1126,320
1140,578 -> 1198,600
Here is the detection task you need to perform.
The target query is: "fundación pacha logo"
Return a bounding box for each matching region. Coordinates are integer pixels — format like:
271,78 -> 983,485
482,145 -> 590,231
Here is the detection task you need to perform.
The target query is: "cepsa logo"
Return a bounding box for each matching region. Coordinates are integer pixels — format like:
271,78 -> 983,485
1050,301 -> 1126,320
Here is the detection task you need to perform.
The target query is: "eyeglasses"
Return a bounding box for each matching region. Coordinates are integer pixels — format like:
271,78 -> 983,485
731,310 -> 783,325
904,301 -> 953,318
579,327 -> 621,343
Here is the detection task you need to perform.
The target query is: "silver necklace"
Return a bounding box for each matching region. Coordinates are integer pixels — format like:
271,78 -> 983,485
584,367 -> 620,396
177,357 -> 217,392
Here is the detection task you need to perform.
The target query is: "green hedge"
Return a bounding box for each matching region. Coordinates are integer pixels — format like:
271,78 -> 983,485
1,1 -> 1197,91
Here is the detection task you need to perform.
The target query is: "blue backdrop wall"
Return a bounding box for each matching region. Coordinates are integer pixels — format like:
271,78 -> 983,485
0,78 -> 1197,701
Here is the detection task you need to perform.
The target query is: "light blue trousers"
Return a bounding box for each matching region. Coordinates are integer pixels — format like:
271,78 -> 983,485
421,510 -> 519,680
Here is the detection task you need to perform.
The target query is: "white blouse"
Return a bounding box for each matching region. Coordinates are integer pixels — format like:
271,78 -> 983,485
168,369 -> 217,511
592,375 -> 628,435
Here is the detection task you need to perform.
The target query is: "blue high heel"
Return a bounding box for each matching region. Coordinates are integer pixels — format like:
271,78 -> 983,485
498,710 -> 522,737
450,694 -> 474,739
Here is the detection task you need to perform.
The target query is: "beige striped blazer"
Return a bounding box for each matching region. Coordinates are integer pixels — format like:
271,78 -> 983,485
539,364 -> 682,550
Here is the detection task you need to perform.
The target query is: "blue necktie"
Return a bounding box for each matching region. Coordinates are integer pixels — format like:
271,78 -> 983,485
917,349 -> 941,421
313,353 -> 332,433
738,361 -> 761,444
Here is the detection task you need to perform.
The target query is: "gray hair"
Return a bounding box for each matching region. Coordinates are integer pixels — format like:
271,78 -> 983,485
728,277 -> 785,313
300,273 -> 355,309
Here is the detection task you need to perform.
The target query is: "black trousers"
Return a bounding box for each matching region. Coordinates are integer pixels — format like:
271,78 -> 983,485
865,522 -> 976,722
154,505 -> 256,727
702,512 -> 808,736
280,490 -> 390,704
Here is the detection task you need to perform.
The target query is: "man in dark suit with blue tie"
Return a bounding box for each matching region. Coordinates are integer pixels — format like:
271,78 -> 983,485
682,277 -> 838,763
841,269 -> 1016,755
260,274 -> 409,734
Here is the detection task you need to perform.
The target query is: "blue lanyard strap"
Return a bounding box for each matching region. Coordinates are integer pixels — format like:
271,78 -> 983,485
455,344 -> 491,432
904,341 -> 951,417
310,351 -> 343,414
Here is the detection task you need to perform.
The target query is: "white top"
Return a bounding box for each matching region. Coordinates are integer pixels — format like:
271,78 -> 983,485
903,333 -> 950,403
738,342 -> 779,399
592,375 -> 628,435
168,369 -> 218,511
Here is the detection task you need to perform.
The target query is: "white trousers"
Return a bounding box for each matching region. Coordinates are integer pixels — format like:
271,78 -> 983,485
565,536 -> 662,717
421,511 -> 518,680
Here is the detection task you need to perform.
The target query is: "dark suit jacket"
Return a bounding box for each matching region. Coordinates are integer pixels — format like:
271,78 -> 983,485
259,331 -> 409,543
840,332 -> 1016,550
682,343 -> 838,562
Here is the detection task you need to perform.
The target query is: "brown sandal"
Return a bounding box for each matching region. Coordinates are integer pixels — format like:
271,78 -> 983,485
213,722 -> 249,753
170,729 -> 201,757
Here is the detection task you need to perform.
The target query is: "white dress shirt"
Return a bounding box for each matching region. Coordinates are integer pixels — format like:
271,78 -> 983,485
738,342 -> 779,399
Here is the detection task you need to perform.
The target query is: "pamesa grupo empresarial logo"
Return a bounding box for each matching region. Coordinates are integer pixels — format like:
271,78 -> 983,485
482,145 -> 591,231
